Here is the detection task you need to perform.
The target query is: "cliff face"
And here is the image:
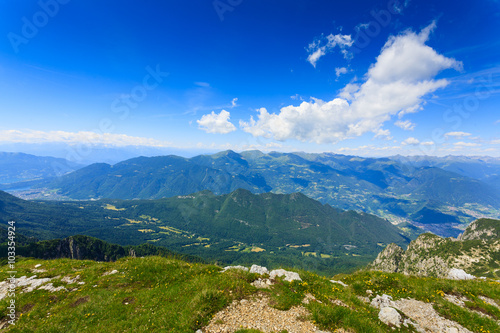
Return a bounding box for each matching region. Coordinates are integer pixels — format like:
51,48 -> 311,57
370,218 -> 500,278
369,243 -> 404,273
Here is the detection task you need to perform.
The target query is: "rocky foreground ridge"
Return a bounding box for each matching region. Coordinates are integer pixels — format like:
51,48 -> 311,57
2,256 -> 500,332
370,218 -> 500,279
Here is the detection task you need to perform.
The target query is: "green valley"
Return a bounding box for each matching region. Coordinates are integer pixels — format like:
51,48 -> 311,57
0,189 -> 411,275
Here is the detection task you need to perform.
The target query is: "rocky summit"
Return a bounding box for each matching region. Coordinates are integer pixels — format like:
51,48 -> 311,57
369,218 -> 500,279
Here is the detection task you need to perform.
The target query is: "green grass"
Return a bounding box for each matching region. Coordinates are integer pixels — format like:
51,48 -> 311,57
1,257 -> 500,332
0,257 -> 255,332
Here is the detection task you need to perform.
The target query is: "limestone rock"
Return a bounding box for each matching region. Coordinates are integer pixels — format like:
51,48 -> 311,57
249,265 -> 269,275
378,306 -> 401,328
103,270 -> 119,276
370,243 -> 404,273
39,283 -> 68,293
221,265 -> 249,273
269,269 -> 301,282
329,280 -> 348,287
447,268 -> 475,280
251,278 -> 273,289
371,294 -> 396,309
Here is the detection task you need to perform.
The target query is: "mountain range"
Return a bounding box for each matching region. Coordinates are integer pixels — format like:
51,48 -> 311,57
0,152 -> 83,185
3,150 -> 498,237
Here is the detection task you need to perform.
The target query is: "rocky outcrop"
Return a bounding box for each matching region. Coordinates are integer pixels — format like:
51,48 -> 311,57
221,265 -> 302,283
447,268 -> 475,280
269,269 -> 302,282
250,265 -> 269,275
221,265 -> 249,273
378,307 -> 401,328
370,218 -> 500,278
369,243 -> 405,272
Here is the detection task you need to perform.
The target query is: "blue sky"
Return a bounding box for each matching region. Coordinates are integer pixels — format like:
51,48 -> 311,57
1,0 -> 500,158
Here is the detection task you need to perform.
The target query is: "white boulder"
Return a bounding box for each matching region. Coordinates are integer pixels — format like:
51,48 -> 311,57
221,265 -> 249,273
269,269 -> 301,282
447,268 -> 475,280
378,306 -> 401,328
249,265 -> 269,275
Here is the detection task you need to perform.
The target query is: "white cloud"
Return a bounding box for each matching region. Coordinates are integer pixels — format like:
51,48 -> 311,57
230,98 -> 239,108
445,131 -> 472,138
306,33 -> 353,67
454,141 -> 480,147
395,120 -> 416,131
335,67 -> 348,78
242,24 -> 461,144
420,141 -> 435,146
398,103 -> 423,118
402,137 -> 420,145
290,94 -> 304,101
355,23 -> 371,31
0,130 -> 172,147
197,110 -> 236,134
374,128 -> 393,140
490,139 -> 500,145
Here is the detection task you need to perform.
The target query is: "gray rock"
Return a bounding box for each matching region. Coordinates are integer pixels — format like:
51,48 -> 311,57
371,294 -> 396,309
61,275 -> 81,284
447,268 -> 475,280
221,265 -> 249,273
249,264 -> 269,275
269,269 -> 301,282
251,278 -> 272,289
39,283 -> 68,293
330,279 -> 348,287
102,270 -> 119,276
379,306 -> 401,328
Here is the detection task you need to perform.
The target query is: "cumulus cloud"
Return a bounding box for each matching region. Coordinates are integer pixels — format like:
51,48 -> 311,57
420,141 -> 435,146
197,110 -> 236,134
0,130 -> 172,147
401,137 -> 420,145
395,120 -> 416,131
307,33 -> 354,67
374,128 -> 393,140
335,67 -> 348,78
242,23 -> 462,144
445,131 -> 471,138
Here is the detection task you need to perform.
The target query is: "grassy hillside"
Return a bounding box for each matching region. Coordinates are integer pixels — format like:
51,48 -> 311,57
1,256 -> 499,332
0,190 -> 410,275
